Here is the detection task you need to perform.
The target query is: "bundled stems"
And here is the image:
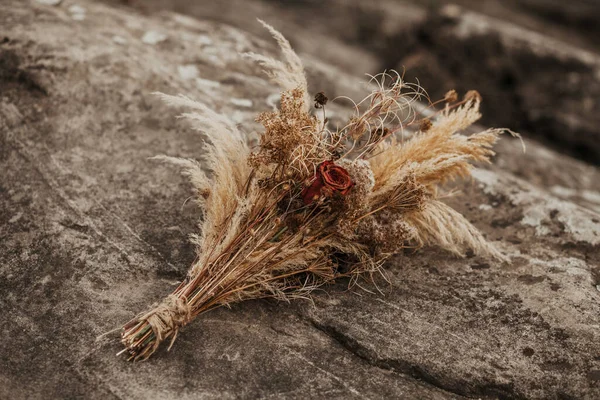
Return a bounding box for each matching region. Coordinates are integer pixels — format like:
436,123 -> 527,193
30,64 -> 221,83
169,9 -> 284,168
119,21 -> 519,360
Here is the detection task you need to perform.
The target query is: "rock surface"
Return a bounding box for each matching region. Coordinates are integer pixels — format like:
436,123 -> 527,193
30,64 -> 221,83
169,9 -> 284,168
390,4 -> 600,165
1,1 -> 599,399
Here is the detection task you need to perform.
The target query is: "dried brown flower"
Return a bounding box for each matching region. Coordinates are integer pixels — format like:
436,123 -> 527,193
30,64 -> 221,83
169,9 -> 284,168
314,91 -> 328,108
419,119 -> 432,132
444,89 -> 458,103
356,211 -> 416,254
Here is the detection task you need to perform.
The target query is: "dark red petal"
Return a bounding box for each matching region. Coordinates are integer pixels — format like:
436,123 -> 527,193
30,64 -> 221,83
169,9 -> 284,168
301,176 -> 323,204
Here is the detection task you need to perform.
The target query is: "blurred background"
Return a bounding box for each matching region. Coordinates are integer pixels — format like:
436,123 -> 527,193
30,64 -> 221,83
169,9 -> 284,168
104,0 -> 600,166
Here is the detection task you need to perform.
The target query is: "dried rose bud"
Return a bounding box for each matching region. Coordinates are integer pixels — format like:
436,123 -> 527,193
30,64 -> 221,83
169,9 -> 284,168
301,161 -> 354,204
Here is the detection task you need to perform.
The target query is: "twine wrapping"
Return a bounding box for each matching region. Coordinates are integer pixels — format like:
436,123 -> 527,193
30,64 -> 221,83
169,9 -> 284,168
139,294 -> 192,352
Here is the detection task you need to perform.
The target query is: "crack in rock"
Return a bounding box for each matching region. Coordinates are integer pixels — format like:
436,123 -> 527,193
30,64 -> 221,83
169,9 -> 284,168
310,318 -> 526,400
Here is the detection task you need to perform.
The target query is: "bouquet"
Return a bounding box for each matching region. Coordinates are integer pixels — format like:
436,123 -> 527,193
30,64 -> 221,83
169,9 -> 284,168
120,21 -> 516,361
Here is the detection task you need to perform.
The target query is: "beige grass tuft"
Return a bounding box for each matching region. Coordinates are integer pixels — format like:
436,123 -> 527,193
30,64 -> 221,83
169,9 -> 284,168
244,19 -> 310,110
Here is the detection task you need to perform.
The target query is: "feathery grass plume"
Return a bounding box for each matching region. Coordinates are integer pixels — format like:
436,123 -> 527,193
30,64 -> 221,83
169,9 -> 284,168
244,19 -> 310,110
119,23 -> 519,361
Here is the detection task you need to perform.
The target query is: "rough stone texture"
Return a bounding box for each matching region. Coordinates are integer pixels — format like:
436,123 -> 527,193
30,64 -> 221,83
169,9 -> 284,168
388,4 -> 600,165
1,1 -> 599,399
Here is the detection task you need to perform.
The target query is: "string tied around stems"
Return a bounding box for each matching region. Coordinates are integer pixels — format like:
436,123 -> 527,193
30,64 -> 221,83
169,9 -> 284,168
122,294 -> 193,360
144,294 -> 192,340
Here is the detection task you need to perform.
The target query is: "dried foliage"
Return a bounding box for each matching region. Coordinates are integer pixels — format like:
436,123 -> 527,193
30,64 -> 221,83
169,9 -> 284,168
120,22 -> 518,360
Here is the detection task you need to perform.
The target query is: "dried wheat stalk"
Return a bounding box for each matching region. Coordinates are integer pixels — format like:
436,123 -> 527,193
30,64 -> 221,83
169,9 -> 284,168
119,21 -> 518,361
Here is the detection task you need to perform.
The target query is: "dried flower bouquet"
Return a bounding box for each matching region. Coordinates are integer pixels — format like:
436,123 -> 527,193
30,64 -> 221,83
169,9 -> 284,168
120,21 -> 516,360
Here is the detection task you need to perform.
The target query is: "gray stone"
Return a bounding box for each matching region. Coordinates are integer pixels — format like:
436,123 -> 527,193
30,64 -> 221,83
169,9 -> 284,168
1,1 -> 599,399
387,4 -> 600,165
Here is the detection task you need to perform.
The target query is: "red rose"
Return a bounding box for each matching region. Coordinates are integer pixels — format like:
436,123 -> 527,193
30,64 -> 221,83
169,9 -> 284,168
302,161 -> 354,204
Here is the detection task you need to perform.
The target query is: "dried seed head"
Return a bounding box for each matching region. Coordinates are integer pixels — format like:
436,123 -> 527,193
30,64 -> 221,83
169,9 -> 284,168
314,91 -> 328,108
254,88 -> 323,171
356,212 -> 416,254
419,119 -> 432,132
248,152 -> 269,168
444,89 -> 458,103
464,90 -> 482,103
